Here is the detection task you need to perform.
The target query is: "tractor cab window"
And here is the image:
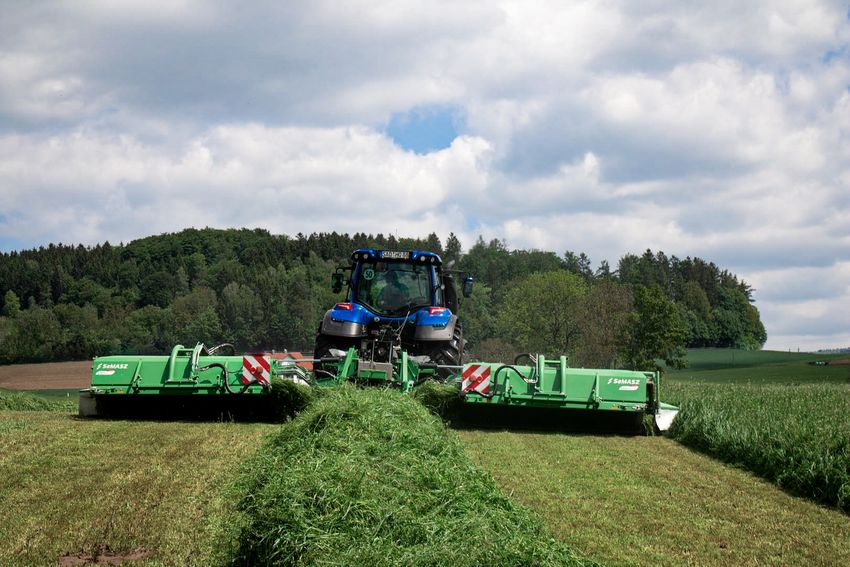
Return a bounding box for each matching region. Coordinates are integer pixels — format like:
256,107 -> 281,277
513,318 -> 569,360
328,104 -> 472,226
355,261 -> 432,315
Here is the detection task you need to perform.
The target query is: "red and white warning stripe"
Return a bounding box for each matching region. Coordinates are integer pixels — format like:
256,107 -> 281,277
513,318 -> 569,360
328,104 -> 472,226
461,364 -> 491,395
242,354 -> 271,387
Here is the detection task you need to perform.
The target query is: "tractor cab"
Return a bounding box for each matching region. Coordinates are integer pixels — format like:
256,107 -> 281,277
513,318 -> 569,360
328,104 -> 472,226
354,261 -> 430,315
346,250 -> 442,316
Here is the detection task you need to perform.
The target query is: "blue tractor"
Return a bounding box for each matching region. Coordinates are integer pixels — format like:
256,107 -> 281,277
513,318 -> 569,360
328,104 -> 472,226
314,249 -> 473,372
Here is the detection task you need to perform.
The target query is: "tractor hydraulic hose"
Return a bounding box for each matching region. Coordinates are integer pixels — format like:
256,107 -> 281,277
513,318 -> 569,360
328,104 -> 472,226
513,353 -> 538,366
206,343 -> 235,355
200,362 -> 249,395
496,363 -> 538,385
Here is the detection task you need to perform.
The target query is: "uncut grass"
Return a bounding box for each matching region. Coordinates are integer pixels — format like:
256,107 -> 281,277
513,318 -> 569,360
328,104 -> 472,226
665,381 -> 850,511
228,385 -> 594,566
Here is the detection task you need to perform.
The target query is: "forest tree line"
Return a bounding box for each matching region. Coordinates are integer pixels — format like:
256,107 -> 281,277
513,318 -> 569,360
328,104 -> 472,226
0,228 -> 766,369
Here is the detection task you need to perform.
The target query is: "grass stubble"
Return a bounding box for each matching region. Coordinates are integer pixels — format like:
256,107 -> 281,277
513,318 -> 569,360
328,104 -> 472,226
0,390 -> 275,566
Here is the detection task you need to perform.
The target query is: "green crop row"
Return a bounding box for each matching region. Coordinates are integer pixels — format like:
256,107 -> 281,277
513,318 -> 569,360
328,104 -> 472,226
0,388 -> 76,412
226,384 -> 594,566
664,381 -> 850,511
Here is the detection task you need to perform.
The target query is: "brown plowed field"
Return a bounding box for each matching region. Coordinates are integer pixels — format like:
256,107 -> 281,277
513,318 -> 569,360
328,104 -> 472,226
0,360 -> 90,390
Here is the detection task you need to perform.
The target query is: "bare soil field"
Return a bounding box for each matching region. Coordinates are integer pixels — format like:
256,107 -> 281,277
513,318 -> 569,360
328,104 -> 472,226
0,360 -> 90,390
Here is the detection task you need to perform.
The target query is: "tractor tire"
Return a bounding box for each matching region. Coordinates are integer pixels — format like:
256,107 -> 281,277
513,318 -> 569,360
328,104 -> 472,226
313,332 -> 359,380
313,332 -> 339,361
427,322 -> 464,377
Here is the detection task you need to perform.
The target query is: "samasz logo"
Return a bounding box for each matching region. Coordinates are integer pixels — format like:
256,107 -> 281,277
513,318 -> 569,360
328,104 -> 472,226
607,377 -> 640,385
96,363 -> 129,370
607,377 -> 641,391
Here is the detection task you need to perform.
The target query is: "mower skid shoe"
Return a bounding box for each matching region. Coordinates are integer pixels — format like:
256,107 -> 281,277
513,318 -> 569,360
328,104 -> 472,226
654,404 -> 679,432
78,389 -> 99,417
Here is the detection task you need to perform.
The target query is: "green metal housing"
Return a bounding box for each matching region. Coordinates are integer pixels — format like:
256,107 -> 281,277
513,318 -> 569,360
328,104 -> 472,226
461,355 -> 660,413
79,344 -> 309,418
87,347 -> 253,396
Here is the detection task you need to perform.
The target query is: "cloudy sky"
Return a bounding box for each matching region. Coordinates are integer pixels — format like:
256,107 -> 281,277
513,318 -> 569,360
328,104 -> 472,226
1,1 -> 848,350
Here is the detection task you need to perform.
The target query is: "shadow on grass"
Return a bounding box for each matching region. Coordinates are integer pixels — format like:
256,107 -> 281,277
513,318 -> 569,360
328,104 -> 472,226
412,380 -> 654,436
75,380 -> 315,424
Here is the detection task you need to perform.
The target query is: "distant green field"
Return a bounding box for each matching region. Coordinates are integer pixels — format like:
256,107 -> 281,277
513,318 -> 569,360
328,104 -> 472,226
665,348 -> 850,384
679,348 -> 847,369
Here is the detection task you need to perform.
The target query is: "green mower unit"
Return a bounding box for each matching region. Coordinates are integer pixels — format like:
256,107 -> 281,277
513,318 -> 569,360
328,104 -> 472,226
457,354 -> 678,432
80,342 -> 678,432
79,343 -> 311,419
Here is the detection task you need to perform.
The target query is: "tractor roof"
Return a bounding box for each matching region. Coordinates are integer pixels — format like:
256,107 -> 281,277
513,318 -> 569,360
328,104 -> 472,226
351,248 -> 443,265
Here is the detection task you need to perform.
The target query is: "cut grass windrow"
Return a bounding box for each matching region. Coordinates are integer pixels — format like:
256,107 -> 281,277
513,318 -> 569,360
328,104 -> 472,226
227,385 -> 595,566
665,381 -> 850,511
0,388 -> 76,412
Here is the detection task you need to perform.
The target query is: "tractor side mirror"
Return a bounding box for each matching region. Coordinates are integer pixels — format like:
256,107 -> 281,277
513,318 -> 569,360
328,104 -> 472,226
331,272 -> 345,294
461,275 -> 474,298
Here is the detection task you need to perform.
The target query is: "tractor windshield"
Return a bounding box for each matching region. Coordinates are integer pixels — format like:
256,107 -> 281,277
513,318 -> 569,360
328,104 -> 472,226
355,261 -> 433,316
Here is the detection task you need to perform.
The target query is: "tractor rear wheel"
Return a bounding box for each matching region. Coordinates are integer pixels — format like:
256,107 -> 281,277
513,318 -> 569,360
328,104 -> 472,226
313,332 -> 339,361
313,332 -> 359,379
427,322 -> 464,377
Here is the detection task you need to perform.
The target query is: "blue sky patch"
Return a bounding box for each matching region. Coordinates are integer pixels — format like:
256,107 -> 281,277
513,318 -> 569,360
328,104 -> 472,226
386,105 -> 464,154
0,213 -> 25,252
0,237 -> 24,253
822,45 -> 847,63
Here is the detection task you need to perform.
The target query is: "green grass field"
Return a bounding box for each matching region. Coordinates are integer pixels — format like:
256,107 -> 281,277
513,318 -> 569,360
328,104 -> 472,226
0,387 -> 592,567
676,348 -> 847,370
0,388 -> 76,412
665,381 -> 850,510
0,405 -> 275,566
458,348 -> 850,565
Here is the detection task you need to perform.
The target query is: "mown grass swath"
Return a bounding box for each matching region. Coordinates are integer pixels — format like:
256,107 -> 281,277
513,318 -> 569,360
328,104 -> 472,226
227,385 -> 594,566
665,381 -> 850,511
0,388 -> 75,411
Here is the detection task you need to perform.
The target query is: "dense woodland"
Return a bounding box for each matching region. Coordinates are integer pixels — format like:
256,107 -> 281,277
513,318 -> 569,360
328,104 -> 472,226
0,228 -> 766,369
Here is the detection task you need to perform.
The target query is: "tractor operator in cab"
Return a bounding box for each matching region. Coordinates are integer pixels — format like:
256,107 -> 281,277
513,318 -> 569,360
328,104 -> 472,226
376,269 -> 409,310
